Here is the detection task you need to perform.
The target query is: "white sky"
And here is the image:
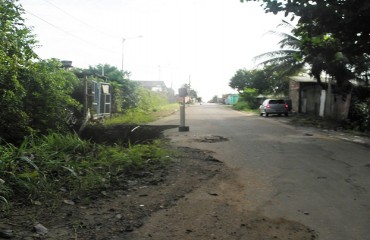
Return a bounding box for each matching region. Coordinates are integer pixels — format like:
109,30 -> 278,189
20,0 -> 288,101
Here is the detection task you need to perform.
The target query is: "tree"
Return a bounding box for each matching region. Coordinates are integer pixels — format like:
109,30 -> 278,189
254,20 -> 305,79
240,0 -> 370,87
181,83 -> 198,103
0,0 -> 38,143
229,69 -> 269,94
229,69 -> 252,93
210,95 -> 219,103
229,66 -> 290,96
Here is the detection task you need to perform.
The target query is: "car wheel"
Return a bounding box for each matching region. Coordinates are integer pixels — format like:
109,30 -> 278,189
284,113 -> 288,116
265,112 -> 269,117
260,112 -> 263,116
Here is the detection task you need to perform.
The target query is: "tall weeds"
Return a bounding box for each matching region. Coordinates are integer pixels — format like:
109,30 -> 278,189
105,103 -> 178,125
0,133 -> 169,210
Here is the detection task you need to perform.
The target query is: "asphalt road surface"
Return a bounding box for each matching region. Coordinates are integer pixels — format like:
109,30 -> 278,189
153,103 -> 370,240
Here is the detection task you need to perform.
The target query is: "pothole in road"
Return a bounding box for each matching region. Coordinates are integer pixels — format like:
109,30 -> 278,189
195,135 -> 229,143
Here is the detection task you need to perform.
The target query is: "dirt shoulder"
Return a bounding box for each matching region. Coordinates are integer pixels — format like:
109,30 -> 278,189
1,145 -> 317,240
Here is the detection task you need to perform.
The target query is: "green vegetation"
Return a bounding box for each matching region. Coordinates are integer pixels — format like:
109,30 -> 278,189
0,1 -> 179,212
229,67 -> 290,97
232,88 -> 260,112
0,133 -> 170,210
105,103 -> 178,125
232,1 -> 369,130
104,87 -> 178,125
240,0 -> 369,88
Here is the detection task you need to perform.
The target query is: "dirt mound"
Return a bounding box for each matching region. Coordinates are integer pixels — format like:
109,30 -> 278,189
80,124 -> 178,145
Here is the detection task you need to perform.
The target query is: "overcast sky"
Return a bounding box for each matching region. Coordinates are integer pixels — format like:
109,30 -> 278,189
20,0 -> 289,101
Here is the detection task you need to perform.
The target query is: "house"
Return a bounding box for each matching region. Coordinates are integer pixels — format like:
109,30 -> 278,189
223,94 -> 239,105
289,75 -> 324,114
289,74 -> 352,119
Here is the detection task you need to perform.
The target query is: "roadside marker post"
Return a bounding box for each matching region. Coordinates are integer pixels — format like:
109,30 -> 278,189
178,88 -> 189,132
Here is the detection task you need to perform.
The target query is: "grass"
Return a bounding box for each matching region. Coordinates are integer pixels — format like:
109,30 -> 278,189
231,101 -> 259,114
0,133 -> 171,210
104,103 -> 179,125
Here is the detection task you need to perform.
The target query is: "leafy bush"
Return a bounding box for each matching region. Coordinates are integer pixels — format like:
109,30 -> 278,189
136,87 -> 169,111
232,101 -> 251,111
351,98 -> 370,132
240,88 -> 259,109
0,0 -> 38,144
348,87 -> 370,132
21,60 -> 81,134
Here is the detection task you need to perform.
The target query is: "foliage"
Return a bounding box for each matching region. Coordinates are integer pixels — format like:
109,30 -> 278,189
209,95 -> 219,103
348,87 -> 370,132
0,1 -> 83,144
136,87 -> 169,112
21,59 -> 81,134
105,87 -> 178,125
240,88 -> 259,109
229,67 -> 289,96
232,101 -> 251,111
0,133 -> 170,207
0,0 -> 38,143
254,20 -> 306,79
229,69 -> 267,94
351,99 -> 370,132
240,0 -> 370,88
181,83 -> 198,101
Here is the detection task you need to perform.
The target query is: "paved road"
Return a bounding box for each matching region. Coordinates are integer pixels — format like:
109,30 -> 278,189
153,103 -> 370,240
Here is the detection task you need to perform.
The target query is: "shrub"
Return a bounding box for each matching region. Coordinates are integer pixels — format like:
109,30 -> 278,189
232,101 -> 251,111
348,87 -> 370,132
240,88 -> 259,109
351,98 -> 370,132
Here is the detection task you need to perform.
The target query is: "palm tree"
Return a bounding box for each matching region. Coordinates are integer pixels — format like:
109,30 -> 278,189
253,20 -> 306,78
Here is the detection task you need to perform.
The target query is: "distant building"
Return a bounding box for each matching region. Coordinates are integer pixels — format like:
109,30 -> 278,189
223,94 -> 239,105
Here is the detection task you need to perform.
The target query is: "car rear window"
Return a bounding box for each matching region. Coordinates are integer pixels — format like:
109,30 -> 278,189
269,100 -> 285,104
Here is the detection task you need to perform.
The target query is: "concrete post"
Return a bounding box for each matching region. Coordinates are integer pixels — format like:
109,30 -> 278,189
178,95 -> 189,132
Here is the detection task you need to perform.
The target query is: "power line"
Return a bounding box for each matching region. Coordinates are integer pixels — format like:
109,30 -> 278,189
25,10 -> 117,54
41,0 -> 119,38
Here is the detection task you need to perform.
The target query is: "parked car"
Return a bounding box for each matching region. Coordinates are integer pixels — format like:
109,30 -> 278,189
259,99 -> 289,117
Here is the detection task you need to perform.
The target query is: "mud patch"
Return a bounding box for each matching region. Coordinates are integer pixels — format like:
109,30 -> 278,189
194,135 -> 229,143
